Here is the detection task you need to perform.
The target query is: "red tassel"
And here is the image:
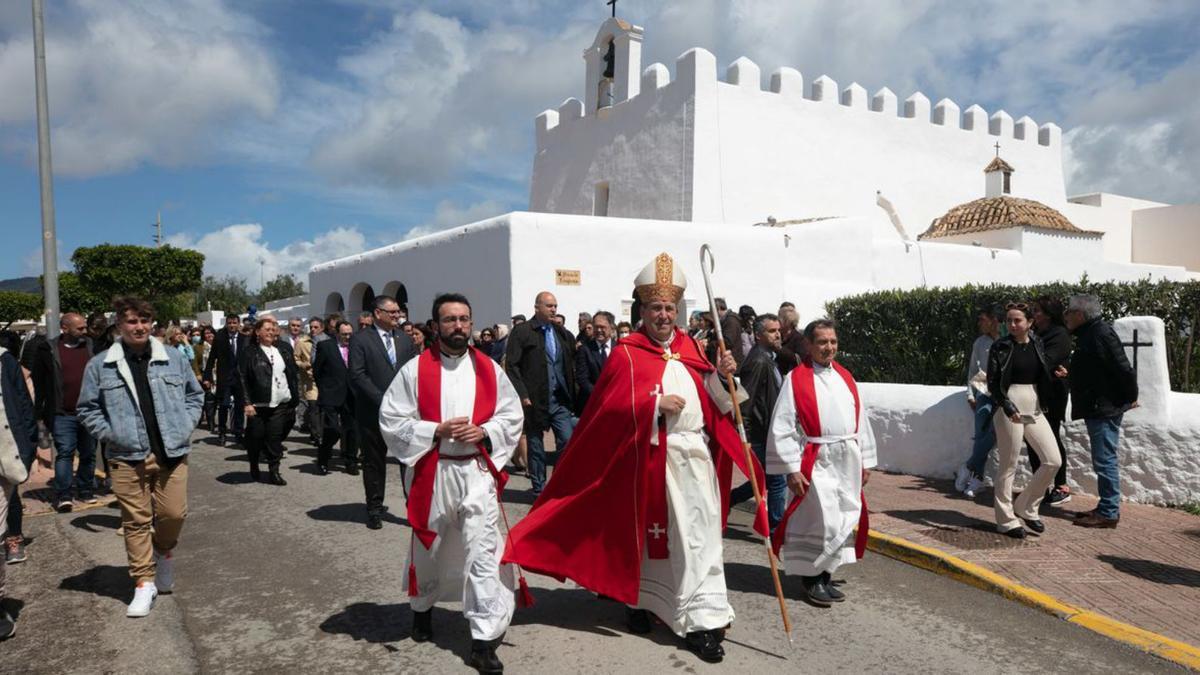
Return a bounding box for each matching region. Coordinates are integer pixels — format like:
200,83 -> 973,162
407,564 -> 419,597
517,575 -> 536,608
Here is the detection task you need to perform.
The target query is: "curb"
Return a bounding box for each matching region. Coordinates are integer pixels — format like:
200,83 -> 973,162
867,529 -> 1200,671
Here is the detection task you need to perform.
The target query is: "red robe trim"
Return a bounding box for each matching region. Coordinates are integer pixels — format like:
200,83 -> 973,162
502,327 -> 768,605
770,358 -> 870,560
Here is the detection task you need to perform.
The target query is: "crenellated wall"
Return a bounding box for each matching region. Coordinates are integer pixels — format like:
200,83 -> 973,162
530,27 -> 1068,236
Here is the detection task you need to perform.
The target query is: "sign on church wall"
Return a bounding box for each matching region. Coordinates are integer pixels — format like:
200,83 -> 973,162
555,269 -> 581,286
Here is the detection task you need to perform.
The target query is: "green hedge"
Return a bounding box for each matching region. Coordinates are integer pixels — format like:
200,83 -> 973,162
825,277 -> 1200,393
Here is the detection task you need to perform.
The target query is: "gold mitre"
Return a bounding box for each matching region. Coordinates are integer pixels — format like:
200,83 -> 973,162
634,252 -> 686,304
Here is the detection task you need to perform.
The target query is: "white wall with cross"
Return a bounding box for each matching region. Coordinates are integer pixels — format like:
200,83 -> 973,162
1113,316 -> 1170,425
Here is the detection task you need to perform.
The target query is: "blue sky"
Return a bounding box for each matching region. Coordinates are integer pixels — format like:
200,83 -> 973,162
1,1 -> 1197,285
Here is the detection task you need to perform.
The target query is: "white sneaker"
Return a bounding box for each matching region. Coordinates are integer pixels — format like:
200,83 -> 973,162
154,551 -> 175,593
954,465 -> 971,493
964,475 -> 984,498
127,582 -> 158,618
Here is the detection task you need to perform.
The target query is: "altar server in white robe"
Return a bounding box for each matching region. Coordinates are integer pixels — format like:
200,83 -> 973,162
767,318 -> 876,607
379,293 -> 524,674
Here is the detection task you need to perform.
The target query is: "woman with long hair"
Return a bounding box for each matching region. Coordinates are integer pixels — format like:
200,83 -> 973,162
986,303 -> 1062,538
238,316 -> 298,485
1029,296 -> 1072,505
195,326 -> 218,430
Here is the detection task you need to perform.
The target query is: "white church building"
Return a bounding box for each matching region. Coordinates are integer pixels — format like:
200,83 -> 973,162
309,18 -> 1198,330
306,18 -> 1200,506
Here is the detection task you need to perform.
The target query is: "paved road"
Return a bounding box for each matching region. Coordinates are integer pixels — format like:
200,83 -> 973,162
3,430 -> 1181,674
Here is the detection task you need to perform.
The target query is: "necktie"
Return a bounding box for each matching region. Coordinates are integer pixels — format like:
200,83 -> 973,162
384,333 -> 396,366
231,334 -> 237,357
600,343 -> 608,360
543,325 -> 557,361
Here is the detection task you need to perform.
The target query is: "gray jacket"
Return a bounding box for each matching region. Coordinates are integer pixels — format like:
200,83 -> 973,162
77,338 -> 204,462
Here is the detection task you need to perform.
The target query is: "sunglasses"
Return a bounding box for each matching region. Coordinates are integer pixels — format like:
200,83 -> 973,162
1005,302 -> 1029,311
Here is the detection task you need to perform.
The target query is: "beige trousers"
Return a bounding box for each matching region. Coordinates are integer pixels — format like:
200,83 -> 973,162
993,384 -> 1061,531
110,454 -> 188,583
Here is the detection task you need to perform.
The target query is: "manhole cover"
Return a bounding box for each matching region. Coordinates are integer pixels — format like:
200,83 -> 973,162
918,526 -> 1036,551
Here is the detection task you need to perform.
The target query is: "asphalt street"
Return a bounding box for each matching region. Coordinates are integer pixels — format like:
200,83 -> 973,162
2,429 -> 1181,674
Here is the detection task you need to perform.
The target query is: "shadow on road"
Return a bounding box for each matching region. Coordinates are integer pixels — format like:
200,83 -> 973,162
70,513 -> 121,533
884,508 -> 997,533
215,471 -> 259,485
321,604 -> 471,661
510,587 -> 634,639
1098,555 -> 1200,588
306,503 -> 407,526
59,565 -> 129,602
222,454 -> 250,462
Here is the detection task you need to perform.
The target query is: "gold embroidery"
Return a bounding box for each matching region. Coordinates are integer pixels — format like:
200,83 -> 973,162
661,352 -> 680,361
636,252 -> 684,304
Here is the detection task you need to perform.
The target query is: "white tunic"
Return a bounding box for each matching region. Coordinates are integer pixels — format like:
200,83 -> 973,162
766,362 -> 877,577
635,346 -> 744,637
378,351 -> 525,641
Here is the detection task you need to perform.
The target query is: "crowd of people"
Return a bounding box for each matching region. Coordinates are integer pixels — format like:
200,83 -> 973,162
0,264 -> 1138,670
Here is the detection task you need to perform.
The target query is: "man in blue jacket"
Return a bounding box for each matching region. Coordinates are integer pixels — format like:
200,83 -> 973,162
78,297 -> 204,618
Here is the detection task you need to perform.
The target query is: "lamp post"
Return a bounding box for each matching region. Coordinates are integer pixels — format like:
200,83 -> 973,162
32,0 -> 59,338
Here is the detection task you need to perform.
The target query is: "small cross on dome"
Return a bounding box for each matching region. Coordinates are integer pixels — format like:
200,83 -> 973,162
607,0 -> 617,18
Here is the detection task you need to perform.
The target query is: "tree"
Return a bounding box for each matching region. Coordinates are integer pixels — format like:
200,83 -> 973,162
57,272 -> 106,316
0,291 -> 43,328
71,244 -> 205,312
258,273 -> 306,305
193,275 -> 253,314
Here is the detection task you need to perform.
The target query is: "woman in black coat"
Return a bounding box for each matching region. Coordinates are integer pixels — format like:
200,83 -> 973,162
1029,296 -> 1072,504
238,317 -> 299,485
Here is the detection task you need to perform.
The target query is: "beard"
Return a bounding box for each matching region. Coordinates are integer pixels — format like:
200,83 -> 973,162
441,331 -> 469,350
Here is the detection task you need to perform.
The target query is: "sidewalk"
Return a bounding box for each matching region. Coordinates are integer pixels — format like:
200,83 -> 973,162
867,471 -> 1200,649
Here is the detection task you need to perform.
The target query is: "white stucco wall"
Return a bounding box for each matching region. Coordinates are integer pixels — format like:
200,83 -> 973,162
1064,192 -> 1168,265
1132,204 -> 1200,272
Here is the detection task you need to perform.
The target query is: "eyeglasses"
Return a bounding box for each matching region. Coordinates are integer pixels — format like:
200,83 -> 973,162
1005,302 -> 1028,311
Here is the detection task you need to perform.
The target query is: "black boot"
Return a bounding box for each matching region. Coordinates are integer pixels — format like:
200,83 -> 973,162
821,572 -> 845,602
469,639 -> 504,674
249,464 -> 261,482
625,607 -> 652,634
267,467 -> 287,486
802,575 -> 833,607
411,609 -> 432,642
684,630 -> 725,663
345,461 -> 360,476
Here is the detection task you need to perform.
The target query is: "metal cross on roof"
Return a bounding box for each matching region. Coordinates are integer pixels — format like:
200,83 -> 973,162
994,141 -> 1001,157
608,0 -> 618,18
1122,328 -> 1153,372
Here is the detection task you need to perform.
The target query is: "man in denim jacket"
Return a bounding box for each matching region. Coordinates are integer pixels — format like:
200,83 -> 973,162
77,297 -> 203,618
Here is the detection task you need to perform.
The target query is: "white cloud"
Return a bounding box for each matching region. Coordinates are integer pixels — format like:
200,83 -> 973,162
403,198 -> 508,240
0,0 -> 280,176
166,224 -> 367,290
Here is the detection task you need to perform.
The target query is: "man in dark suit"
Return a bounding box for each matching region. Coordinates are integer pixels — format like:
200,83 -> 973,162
349,295 -> 417,529
203,312 -> 249,446
505,291 -> 577,495
705,297 -> 745,367
574,310 -> 616,414
730,313 -> 788,530
312,320 -> 358,476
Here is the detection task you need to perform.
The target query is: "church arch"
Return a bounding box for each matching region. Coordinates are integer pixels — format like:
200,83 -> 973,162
324,292 -> 345,314
349,282 -> 376,313
381,281 -> 408,312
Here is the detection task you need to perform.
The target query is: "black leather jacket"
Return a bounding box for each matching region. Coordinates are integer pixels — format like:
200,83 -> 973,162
738,345 -> 783,446
238,341 -> 299,409
986,334 -> 1054,418
1067,318 -> 1137,420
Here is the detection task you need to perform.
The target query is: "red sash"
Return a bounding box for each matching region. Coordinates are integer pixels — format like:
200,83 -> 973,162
770,358 -> 870,560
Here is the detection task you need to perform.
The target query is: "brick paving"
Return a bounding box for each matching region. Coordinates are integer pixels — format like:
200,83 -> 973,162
867,471 -> 1200,648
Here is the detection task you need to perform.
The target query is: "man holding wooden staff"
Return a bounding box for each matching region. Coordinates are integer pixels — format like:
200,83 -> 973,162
504,252 -> 768,664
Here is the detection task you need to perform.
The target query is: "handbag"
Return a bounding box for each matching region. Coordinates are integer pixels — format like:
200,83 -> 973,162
0,347 -> 31,484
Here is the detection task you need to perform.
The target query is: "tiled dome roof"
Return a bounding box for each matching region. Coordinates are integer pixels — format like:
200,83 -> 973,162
919,195 -> 1086,240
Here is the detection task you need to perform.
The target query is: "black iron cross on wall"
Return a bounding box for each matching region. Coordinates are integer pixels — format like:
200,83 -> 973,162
1122,329 -> 1153,372
608,0 -> 617,18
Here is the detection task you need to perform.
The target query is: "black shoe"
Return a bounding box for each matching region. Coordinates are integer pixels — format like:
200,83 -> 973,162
1022,518 -> 1045,534
411,609 -> 432,642
345,462 -> 359,476
1002,526 -> 1027,539
249,465 -> 262,482
625,607 -> 652,634
366,513 -> 383,530
216,433 -> 227,447
314,463 -> 330,476
684,630 -> 725,663
802,576 -> 834,607
821,572 -> 846,602
267,469 -> 287,486
0,611 -> 14,640
1044,487 -> 1072,506
469,640 -> 504,674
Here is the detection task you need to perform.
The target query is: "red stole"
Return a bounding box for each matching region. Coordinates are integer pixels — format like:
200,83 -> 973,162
770,358 -> 870,560
406,347 -> 503,595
